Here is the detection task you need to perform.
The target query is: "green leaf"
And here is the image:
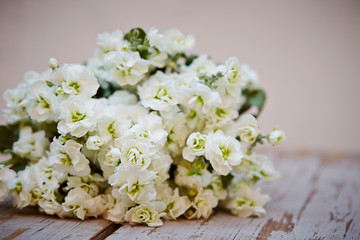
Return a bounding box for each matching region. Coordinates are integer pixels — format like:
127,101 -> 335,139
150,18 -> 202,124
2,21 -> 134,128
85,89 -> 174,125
0,125 -> 19,153
0,153 -> 28,172
239,88 -> 266,117
221,174 -> 234,188
185,54 -> 198,66
123,28 -> 150,58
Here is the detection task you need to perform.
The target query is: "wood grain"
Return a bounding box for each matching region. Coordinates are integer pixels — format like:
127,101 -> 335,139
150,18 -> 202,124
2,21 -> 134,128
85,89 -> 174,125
0,152 -> 359,240
0,197 -> 116,240
106,152 -> 360,240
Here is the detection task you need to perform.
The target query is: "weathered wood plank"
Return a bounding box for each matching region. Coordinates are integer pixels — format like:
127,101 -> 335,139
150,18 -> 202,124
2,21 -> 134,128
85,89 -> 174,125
1,152 -> 359,240
0,197 -> 116,240
106,152 -> 360,240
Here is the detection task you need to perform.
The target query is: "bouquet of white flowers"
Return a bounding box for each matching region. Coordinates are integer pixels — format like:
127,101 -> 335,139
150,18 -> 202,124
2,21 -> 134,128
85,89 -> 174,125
0,27 -> 285,227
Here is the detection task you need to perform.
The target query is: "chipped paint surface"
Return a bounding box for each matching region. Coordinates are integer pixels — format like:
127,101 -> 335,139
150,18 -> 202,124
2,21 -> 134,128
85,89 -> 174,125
1,152 -> 359,240
256,212 -> 294,239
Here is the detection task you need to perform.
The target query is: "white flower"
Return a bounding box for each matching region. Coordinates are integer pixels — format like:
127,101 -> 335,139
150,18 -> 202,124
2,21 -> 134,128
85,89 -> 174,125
162,29 -> 195,54
138,72 -> 181,112
185,83 -> 221,114
51,64 -> 99,98
240,64 -> 259,88
209,174 -> 227,200
97,104 -> 132,143
250,154 -> 280,183
162,188 -> 191,220
58,96 -> 104,137
223,57 -> 243,87
49,138 -> 91,177
9,165 -> 38,208
49,57 -> 59,69
147,48 -> 167,68
147,27 -> 163,48
0,166 -> 16,201
183,132 -> 207,162
120,139 -> 157,171
62,188 -> 106,220
108,90 -> 138,105
109,166 -> 157,202
205,106 -> 239,131
205,130 -> 243,175
162,108 -> 190,156
96,30 -> 124,54
0,27 -> 281,224
86,135 -> 104,150
148,153 -> 172,183
13,127 -> 50,162
103,193 -> 134,223
183,55 -> 216,75
64,174 -> 103,197
227,183 -> 270,217
27,80 -> 59,122
268,126 -> 286,146
125,201 -> 166,227
2,83 -> 29,123
104,51 -> 149,86
118,113 -> 168,148
104,147 -> 122,167
186,189 -> 218,219
235,114 -> 259,144
175,164 -> 212,189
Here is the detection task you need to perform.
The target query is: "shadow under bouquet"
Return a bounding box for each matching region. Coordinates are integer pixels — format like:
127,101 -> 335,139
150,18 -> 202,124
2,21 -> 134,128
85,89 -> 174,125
0,27 -> 285,227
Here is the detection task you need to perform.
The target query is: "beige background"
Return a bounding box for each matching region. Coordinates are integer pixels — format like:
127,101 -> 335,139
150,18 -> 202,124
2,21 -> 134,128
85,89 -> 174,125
0,0 -> 359,153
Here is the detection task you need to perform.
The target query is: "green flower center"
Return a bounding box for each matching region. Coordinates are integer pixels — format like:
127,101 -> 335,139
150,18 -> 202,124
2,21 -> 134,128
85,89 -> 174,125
72,112 -> 86,122
68,82 -> 81,94
59,151 -> 73,166
38,96 -> 50,109
219,145 -> 231,160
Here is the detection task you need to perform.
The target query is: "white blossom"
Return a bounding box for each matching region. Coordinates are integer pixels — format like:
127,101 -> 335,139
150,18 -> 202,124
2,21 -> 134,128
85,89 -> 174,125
104,147 -> 122,167
235,114 -> 259,144
186,189 -> 218,219
104,51 -> 149,86
27,80 -> 59,122
162,188 -> 191,220
62,188 -> 107,220
162,29 -> 195,54
183,55 -> 216,75
86,135 -> 104,150
183,132 -> 207,162
48,58 -> 59,70
227,183 -> 270,217
49,138 -> 91,176
125,201 -> 166,227
109,166 -> 157,202
108,90 -> 138,105
58,96 -> 104,137
120,139 -> 157,171
13,127 -> 50,162
51,64 -> 99,98
138,72 -> 181,112
0,166 -> 16,201
96,30 -> 124,54
0,27 -> 283,225
185,83 -> 221,114
268,126 -> 286,146
103,192 -> 134,223
205,130 -> 243,175
2,83 -> 29,123
175,164 -> 212,189
147,27 -> 163,48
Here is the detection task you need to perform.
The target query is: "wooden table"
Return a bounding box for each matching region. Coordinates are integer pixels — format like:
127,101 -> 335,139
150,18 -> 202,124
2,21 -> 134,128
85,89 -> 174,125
1,151 -> 359,240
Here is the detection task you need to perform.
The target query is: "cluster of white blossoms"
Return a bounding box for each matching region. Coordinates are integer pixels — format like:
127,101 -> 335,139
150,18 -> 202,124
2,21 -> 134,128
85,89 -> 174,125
0,27 -> 285,227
